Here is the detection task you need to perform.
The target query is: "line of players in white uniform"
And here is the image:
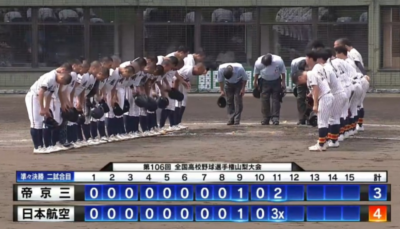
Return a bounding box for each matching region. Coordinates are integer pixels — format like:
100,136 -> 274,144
291,39 -> 370,151
25,47 -> 207,154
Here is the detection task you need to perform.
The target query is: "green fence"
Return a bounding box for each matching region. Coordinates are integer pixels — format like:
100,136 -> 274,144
196,68 -> 293,92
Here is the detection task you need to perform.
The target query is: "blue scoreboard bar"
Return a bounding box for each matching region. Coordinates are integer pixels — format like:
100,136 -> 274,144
65,184 -> 390,201
14,205 -> 391,222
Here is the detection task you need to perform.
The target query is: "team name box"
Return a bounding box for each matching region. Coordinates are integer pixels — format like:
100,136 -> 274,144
13,205 -> 391,222
13,184 -> 391,202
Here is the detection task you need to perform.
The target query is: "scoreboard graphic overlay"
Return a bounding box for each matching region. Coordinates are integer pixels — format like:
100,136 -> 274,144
13,162 -> 391,222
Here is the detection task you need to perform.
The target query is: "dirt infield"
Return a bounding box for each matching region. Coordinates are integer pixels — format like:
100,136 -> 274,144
1,93 -> 399,229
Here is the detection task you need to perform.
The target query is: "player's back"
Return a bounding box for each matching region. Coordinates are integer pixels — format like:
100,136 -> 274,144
184,54 -> 195,66
330,58 -> 352,87
104,68 -> 121,92
323,63 -> 344,95
30,70 -> 57,96
308,64 -> 331,98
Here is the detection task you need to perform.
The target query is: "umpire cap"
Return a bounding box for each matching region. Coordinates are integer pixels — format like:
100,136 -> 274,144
113,103 -> 124,116
91,105 -> 105,119
146,97 -> 158,112
217,96 -> 226,108
253,87 -> 261,98
134,95 -> 148,108
157,96 -> 169,109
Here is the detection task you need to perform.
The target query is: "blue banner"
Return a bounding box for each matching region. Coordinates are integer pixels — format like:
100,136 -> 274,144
16,171 -> 74,182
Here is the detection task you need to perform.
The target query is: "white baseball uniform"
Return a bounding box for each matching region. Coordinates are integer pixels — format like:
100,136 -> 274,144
175,54 -> 195,107
63,71 -> 78,126
344,58 -> 363,118
307,64 -> 334,129
26,70 -> 59,129
330,58 -> 353,119
324,60 -> 347,125
348,48 -> 369,108
128,70 -> 148,116
104,68 -> 122,118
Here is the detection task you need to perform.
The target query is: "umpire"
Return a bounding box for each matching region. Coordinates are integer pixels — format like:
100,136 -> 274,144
253,54 -> 286,125
218,63 -> 248,125
291,57 -> 307,125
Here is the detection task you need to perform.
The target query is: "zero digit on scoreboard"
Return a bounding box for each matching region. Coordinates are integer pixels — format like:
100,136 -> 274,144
140,206 -> 157,221
84,206 -> 103,221
120,206 -> 139,221
102,206 -> 120,221
176,206 -> 194,221
176,185 -> 194,201
158,206 -> 175,221
213,206 -> 230,221
84,185 -> 102,200
195,206 -> 213,221
140,185 -> 158,201
250,185 -> 268,201
119,185 -> 139,201
195,185 -> 213,201
159,185 -> 176,201
213,185 -> 230,201
103,185 -> 120,200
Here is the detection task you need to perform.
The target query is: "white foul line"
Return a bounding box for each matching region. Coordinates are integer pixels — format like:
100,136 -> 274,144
1,122 -> 400,144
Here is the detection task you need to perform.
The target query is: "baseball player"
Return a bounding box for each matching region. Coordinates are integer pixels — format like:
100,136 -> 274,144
166,45 -> 190,60
127,57 -> 152,137
104,59 -> 136,141
329,47 -> 354,142
141,63 -> 160,136
173,51 -> 206,129
173,62 -> 207,121
147,64 -> 164,133
292,50 -> 334,151
76,61 -> 102,145
26,63 -> 72,153
334,38 -> 369,131
319,48 -> 347,148
156,57 -> 179,131
217,63 -> 248,125
70,60 -> 90,148
88,56 -> 114,143
63,59 -> 83,149
334,47 -> 364,137
292,40 -> 325,125
43,62 -> 74,153
123,60 -> 143,139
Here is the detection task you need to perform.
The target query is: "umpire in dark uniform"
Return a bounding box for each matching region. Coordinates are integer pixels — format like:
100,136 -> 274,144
218,63 -> 249,125
253,54 -> 286,125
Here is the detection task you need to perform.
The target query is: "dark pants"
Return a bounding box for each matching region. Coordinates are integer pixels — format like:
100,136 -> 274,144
260,78 -> 282,121
224,81 -> 243,124
296,84 -> 308,121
